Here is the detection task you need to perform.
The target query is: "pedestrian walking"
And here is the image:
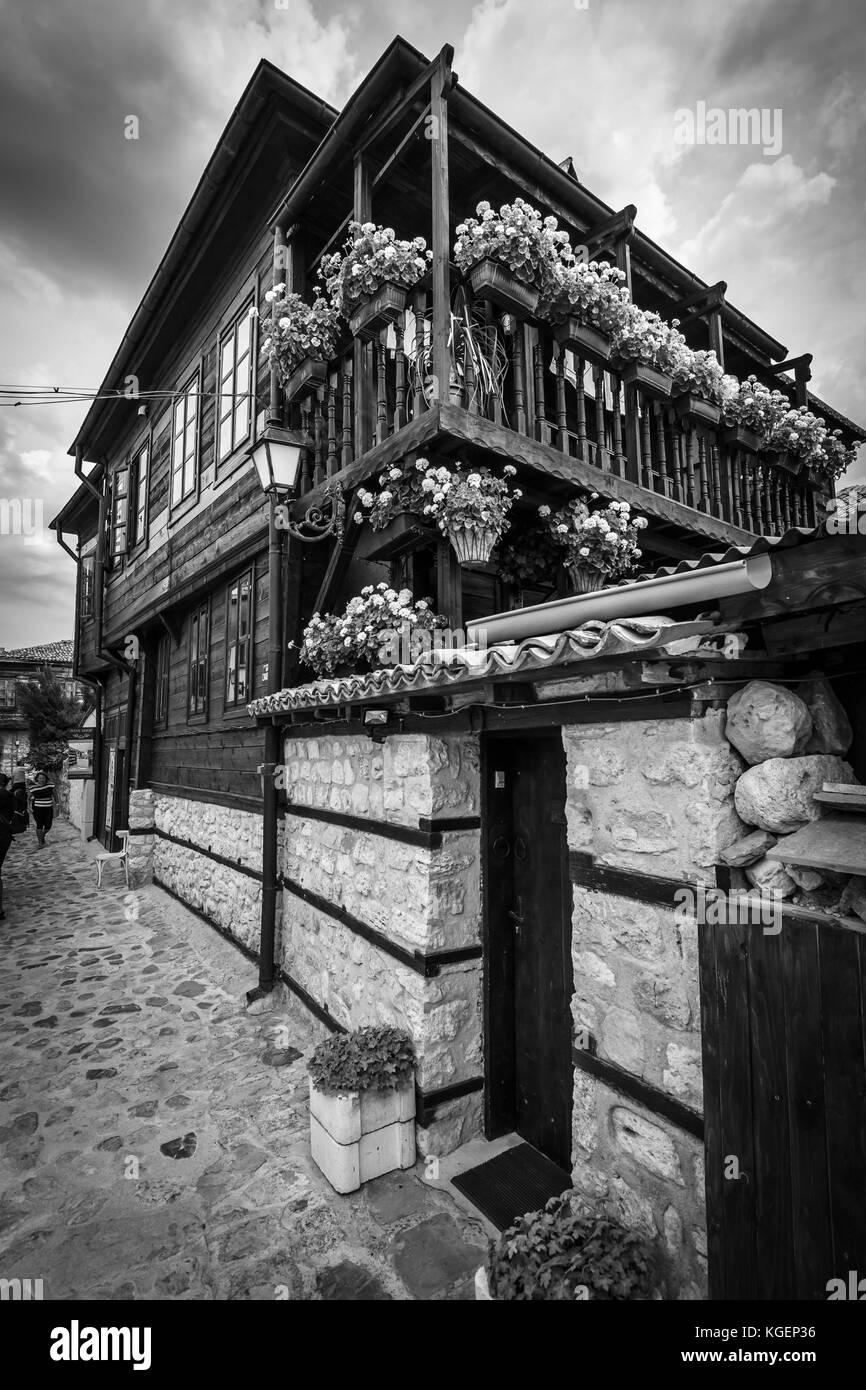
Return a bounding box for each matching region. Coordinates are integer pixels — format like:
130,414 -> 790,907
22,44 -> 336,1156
0,772 -> 16,918
29,771 -> 57,848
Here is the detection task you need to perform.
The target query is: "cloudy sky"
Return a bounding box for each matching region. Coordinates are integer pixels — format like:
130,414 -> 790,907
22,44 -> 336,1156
0,0 -> 864,647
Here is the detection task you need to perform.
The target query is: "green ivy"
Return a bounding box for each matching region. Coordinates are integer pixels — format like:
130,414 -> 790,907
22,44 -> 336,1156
308,1025 -> 415,1096
485,1196 -> 665,1301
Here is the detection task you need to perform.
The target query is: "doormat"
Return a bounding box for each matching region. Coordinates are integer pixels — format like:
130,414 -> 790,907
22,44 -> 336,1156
451,1143 -> 572,1230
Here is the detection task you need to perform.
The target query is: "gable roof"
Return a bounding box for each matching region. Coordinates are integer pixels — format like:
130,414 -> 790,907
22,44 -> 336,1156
0,640 -> 75,664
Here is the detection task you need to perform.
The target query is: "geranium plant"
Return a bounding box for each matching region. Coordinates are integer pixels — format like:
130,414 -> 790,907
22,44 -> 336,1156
723,377 -> 862,480
484,1195 -> 664,1301
723,375 -> 790,436
308,1025 -> 415,1096
453,198 -> 572,292
541,258 -> 632,335
297,583 -> 446,677
609,305 -> 686,375
319,222 -> 431,317
417,458 -> 521,541
670,347 -> 730,406
262,283 -> 341,384
539,494 -> 647,579
355,459 -> 431,531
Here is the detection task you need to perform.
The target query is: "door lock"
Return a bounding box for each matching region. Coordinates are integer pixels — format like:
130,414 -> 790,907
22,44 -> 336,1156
508,895 -> 525,936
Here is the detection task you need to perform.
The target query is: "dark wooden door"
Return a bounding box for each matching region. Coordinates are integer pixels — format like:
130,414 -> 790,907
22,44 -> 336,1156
484,734 -> 574,1168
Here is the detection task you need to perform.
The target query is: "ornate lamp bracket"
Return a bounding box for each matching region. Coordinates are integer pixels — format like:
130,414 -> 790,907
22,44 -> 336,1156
275,482 -> 345,543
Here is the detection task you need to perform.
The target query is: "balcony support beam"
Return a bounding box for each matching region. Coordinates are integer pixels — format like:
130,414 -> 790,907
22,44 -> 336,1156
768,353 -> 813,408
430,48 -> 452,411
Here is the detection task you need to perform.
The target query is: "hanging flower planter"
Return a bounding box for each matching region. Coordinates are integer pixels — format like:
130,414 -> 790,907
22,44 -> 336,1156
618,361 -> 674,401
722,423 -> 762,454
673,392 -> 722,428
468,258 -> 539,317
348,282 -> 408,341
552,317 -> 612,368
284,356 -> 328,403
565,562 -> 611,594
447,525 -> 502,566
759,448 -> 801,476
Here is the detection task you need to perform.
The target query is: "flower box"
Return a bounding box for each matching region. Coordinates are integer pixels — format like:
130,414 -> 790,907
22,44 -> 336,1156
309,1076 -> 416,1195
722,423 -> 762,454
447,524 -> 502,566
348,282 -> 408,341
365,511 -> 436,562
565,562 -> 611,595
468,258 -> 539,318
552,317 -> 611,368
759,448 -> 802,477
673,392 -> 722,428
284,356 -> 328,403
618,361 -> 673,401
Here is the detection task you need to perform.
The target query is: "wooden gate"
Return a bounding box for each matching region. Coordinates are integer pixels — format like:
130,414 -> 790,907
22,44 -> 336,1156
700,912 -> 866,1299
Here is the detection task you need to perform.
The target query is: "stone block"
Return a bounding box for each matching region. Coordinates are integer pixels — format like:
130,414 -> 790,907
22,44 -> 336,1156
745,856 -> 797,898
725,681 -> 812,765
718,829 -> 778,867
734,755 -> 854,834
609,1106 -> 684,1184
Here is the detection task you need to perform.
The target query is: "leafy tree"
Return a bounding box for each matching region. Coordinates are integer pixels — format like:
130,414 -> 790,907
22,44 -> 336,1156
16,667 -> 87,772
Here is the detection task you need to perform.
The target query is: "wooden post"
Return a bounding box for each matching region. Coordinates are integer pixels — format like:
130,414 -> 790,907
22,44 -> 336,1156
430,48 -> 453,405
353,154 -> 372,455
436,537 -> 462,631
708,308 -> 725,370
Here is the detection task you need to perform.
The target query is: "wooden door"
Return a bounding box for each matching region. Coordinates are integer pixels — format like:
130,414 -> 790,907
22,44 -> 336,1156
484,734 -> 574,1168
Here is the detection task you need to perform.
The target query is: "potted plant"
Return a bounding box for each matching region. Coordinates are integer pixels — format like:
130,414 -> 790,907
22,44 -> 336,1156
477,1195 -> 665,1301
262,284 -> 341,400
453,198 -> 571,318
541,258 -> 631,367
719,375 -> 775,453
539,493 -> 648,593
297,582 -> 447,678
319,222 -> 431,341
308,1025 -> 417,1194
416,457 -> 522,565
609,306 -> 683,400
669,347 -> 728,427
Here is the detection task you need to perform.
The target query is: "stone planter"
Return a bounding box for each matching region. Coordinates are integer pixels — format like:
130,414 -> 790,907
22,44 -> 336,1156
447,525 -> 502,566
618,361 -> 673,401
565,562 -> 611,594
673,392 -> 722,428
308,1076 -> 416,1194
468,258 -> 539,317
722,423 -> 762,454
284,356 -> 328,403
348,282 -> 408,341
552,317 -> 611,368
365,511 -> 436,562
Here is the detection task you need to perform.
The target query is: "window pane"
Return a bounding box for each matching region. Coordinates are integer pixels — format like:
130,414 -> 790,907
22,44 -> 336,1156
219,414 -> 233,462
235,354 -> 250,399
234,397 -> 249,442
236,313 -> 251,358
174,399 -> 184,437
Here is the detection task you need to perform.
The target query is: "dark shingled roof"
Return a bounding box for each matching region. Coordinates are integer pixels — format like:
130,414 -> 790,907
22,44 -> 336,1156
0,640 -> 74,663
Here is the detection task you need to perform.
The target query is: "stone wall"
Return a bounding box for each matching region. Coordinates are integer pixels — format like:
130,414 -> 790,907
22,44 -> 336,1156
564,711 -> 744,1298
280,732 -> 483,1156
67,777 -> 94,838
128,788 -> 270,957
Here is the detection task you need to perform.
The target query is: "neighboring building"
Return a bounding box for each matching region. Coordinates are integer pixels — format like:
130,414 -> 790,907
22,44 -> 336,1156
0,639 -> 79,775
51,38 -> 866,1297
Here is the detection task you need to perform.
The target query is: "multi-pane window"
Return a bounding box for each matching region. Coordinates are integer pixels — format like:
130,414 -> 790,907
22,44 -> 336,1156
154,634 -> 170,727
132,441 -> 149,545
0,679 -> 16,710
110,465 -> 130,557
188,600 -> 209,717
81,554 -> 95,617
171,373 -> 200,507
225,571 -> 253,707
218,305 -> 254,463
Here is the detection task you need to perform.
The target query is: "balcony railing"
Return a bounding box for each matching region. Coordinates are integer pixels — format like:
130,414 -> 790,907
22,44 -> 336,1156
287,286 -> 822,537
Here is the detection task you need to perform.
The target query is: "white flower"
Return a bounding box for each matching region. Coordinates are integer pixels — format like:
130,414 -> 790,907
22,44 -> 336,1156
539,505 -> 551,518
579,547 -> 590,557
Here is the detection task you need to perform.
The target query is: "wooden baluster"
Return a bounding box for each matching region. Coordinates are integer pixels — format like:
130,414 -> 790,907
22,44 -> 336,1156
698,434 -> 710,512
710,438 -> 722,516
555,347 -> 567,453
300,416 -> 314,494
743,457 -> 753,532
654,404 -> 669,497
770,469 -> 781,533
669,411 -> 683,503
463,323 -> 477,415
684,423 -> 697,508
376,339 -> 387,445
612,377 -> 624,477
780,478 -> 790,532
314,392 -> 326,486
722,440 -> 735,524
806,487 -> 817,529
639,390 -> 653,489
341,363 -> 353,467
594,367 -> 608,468
512,321 -> 527,434
414,288 -> 426,417
729,449 -> 741,528
750,461 -> 761,533
534,342 -> 546,443
576,357 -> 587,461
395,332 -> 406,432
326,381 -> 337,478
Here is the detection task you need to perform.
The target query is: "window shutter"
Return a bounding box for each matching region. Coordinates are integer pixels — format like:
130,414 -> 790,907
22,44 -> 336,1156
111,465 -> 130,557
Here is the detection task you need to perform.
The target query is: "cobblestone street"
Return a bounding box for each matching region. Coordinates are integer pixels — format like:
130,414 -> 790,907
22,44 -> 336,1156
0,822 -> 488,1300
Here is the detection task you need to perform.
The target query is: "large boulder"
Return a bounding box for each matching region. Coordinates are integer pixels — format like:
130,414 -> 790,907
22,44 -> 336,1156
800,672 -> 854,756
734,755 -> 856,833
725,681 -> 812,765
718,829 -> 778,867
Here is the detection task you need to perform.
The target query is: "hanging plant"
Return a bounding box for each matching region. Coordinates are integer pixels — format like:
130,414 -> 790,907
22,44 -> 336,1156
262,284 -> 341,390
416,458 -> 522,565
319,222 -> 431,338
297,583 -> 447,677
539,493 -> 648,591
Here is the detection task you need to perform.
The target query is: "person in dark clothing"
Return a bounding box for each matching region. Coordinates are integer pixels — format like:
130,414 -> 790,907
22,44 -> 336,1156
0,772 -> 15,919
29,771 -> 56,848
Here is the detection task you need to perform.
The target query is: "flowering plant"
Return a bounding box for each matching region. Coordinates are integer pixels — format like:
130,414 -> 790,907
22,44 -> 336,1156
453,199 -> 572,292
355,461 -> 431,531
541,259 -> 632,335
723,377 -> 861,479
261,284 -> 341,383
416,458 -> 521,539
492,524 -> 560,591
319,222 -> 431,317
816,431 -> 861,481
539,494 -> 647,577
669,347 -> 730,406
609,305 -> 686,375
298,583 -> 446,677
722,375 -> 787,435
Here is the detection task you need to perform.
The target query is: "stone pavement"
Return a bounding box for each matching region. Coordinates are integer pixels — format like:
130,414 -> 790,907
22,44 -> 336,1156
0,820 -> 489,1300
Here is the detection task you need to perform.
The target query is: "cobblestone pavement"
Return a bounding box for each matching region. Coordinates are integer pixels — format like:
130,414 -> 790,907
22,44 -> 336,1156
0,821 -> 488,1300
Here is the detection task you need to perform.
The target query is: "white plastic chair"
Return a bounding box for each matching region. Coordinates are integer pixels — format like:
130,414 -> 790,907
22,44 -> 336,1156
95,830 -> 130,889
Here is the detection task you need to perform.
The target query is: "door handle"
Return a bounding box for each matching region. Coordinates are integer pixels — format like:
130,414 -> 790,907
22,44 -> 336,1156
508,895 -> 525,936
